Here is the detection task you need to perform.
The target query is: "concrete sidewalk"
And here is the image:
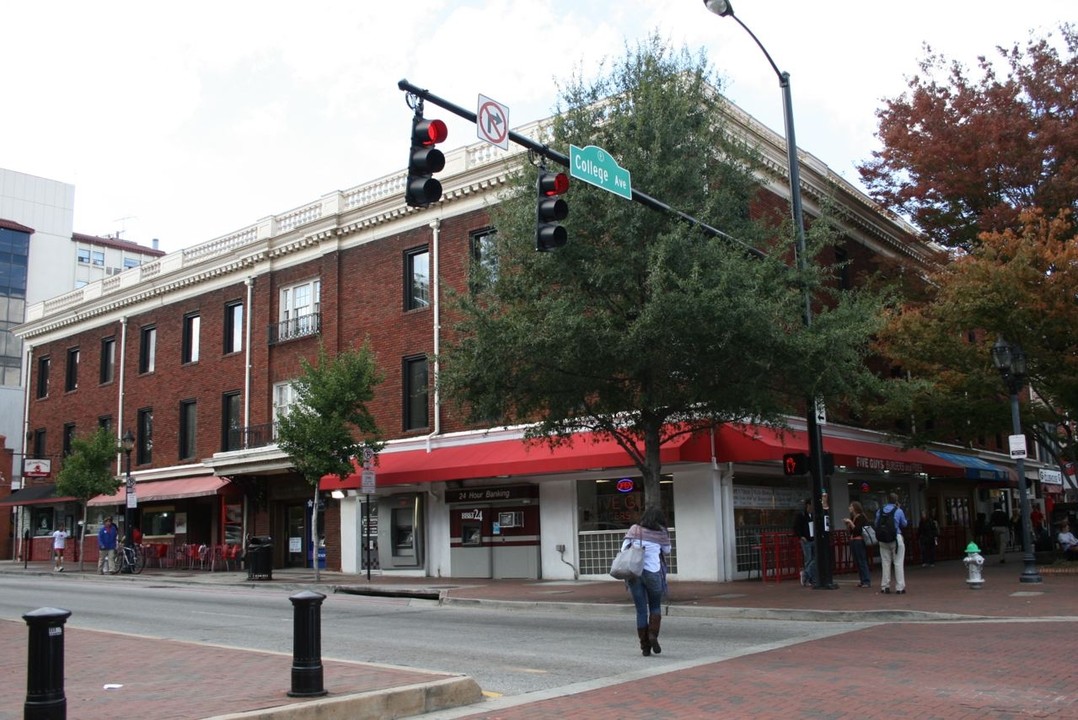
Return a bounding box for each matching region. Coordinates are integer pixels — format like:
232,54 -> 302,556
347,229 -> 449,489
4,553 -> 1078,719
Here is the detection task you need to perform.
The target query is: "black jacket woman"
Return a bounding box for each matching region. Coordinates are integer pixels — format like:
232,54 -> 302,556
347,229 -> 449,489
621,506 -> 672,656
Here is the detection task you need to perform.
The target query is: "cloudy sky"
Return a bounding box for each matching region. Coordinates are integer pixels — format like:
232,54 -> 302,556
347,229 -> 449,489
2,1 -> 1071,254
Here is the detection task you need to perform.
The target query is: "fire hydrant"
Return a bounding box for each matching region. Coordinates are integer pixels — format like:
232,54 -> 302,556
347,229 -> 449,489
963,541 -> 985,589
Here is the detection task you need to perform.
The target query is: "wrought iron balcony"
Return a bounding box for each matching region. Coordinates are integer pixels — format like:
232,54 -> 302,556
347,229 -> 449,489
228,422 -> 278,451
268,312 -> 321,345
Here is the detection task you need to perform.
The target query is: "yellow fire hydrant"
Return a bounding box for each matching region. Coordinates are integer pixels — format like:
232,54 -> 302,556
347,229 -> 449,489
963,541 -> 985,589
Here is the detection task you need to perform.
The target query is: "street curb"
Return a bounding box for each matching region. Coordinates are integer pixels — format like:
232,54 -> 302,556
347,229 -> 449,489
202,677 -> 483,720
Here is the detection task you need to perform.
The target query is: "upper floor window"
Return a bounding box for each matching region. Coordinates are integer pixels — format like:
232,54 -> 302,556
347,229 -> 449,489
182,313 -> 200,364
77,248 -> 91,264
65,347 -> 79,392
62,423 -> 76,456
91,250 -> 105,267
277,279 -> 321,342
100,337 -> 116,384
470,228 -> 498,292
405,247 -> 430,311
36,356 -> 50,398
222,391 -> 242,451
224,301 -> 243,354
98,415 -> 113,433
273,381 -> 298,420
139,326 -> 156,374
137,407 -> 153,465
403,354 -> 429,431
179,399 -> 198,461
32,428 -> 46,458
123,257 -> 140,269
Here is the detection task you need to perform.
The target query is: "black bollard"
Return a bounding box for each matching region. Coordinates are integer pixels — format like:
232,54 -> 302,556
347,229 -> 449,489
287,590 -> 327,698
23,607 -> 72,720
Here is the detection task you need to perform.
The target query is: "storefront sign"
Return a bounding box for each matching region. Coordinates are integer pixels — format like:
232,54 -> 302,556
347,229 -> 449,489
1039,468 -> 1063,486
854,456 -> 925,474
734,485 -> 803,508
445,485 -> 539,503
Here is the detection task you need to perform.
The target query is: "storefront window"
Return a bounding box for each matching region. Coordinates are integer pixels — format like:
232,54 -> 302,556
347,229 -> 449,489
143,509 -> 176,536
577,475 -> 674,530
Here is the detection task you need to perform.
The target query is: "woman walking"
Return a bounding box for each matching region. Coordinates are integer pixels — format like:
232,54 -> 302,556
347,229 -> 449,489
621,507 -> 672,656
843,502 -> 872,588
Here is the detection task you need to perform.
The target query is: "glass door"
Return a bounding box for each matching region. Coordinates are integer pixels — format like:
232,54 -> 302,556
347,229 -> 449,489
286,504 -> 306,567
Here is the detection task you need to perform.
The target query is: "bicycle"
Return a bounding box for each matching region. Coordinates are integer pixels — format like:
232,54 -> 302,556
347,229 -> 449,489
109,543 -> 145,575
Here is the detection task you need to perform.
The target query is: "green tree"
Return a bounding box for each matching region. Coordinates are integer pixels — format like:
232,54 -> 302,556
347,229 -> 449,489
275,342 -> 383,580
440,36 -> 887,510
55,427 -> 122,572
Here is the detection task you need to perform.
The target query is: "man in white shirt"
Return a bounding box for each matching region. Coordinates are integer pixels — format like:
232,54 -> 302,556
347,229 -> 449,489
1057,521 -> 1078,559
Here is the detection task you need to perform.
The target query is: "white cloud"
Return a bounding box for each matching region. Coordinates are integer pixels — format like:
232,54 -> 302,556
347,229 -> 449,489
1,0 -> 1072,252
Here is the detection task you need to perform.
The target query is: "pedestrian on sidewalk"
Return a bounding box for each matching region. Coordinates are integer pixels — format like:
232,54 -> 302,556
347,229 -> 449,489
918,511 -> 939,567
793,498 -> 816,588
844,502 -> 872,587
97,516 -> 119,574
622,507 -> 671,657
52,523 -> 69,572
876,493 -> 908,594
990,504 -> 1010,563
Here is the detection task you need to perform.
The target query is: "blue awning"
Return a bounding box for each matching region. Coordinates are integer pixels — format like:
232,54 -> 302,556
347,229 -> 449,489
929,451 -> 1008,482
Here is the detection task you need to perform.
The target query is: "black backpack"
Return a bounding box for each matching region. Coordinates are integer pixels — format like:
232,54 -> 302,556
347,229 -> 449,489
876,507 -> 898,543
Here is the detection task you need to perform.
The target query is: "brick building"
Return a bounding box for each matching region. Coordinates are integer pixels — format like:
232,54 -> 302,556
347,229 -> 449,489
14,107 -> 1032,580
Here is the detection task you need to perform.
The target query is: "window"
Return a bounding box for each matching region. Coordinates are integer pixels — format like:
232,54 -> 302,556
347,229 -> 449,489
137,407 -> 153,464
470,228 -> 498,291
278,279 -> 321,341
77,248 -> 91,264
834,247 -> 851,290
273,381 -> 298,419
100,337 -> 115,384
403,355 -> 429,430
36,356 -> 50,398
139,326 -> 156,373
98,415 -> 113,433
224,301 -> 243,354
65,347 -> 79,392
222,391 -> 242,451
123,257 -> 140,269
91,250 -> 105,267
32,429 -> 46,458
405,247 -> 430,310
182,313 -> 200,364
63,423 -> 76,456
179,400 -> 197,460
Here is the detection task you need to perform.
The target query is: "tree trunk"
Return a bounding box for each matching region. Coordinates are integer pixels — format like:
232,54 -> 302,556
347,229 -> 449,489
642,419 -> 663,510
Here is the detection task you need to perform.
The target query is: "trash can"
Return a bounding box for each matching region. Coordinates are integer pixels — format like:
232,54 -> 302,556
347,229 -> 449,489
246,536 -> 273,581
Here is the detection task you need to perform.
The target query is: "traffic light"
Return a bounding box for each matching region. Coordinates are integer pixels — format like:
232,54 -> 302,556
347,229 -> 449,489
536,170 -> 569,251
405,115 -> 448,207
783,453 -> 809,476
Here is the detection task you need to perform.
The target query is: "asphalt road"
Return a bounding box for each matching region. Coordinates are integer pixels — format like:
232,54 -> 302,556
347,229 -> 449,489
1,574 -> 858,698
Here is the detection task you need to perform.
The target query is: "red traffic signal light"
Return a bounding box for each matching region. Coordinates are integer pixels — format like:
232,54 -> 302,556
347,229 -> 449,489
406,117 -> 448,207
783,453 -> 808,476
536,171 -> 569,252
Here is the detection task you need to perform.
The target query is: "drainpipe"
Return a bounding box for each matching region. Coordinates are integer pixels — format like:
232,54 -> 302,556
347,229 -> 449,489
117,317 -> 128,473
425,219 -> 442,452
243,277 -> 254,447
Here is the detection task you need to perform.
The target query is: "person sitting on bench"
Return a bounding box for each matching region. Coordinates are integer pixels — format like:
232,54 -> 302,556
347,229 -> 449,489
1057,522 -> 1078,559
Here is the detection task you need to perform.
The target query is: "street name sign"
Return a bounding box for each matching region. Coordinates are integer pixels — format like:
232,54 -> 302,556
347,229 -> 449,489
569,144 -> 631,200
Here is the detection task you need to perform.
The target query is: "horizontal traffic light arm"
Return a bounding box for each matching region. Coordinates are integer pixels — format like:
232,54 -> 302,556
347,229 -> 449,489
398,78 -> 764,260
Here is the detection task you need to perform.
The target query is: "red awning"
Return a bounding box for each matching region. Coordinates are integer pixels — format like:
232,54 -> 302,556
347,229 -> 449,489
88,477 -> 234,506
714,424 -> 966,477
322,432 -> 706,491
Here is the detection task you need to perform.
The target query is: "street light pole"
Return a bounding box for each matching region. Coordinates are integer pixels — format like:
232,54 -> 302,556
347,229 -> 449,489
991,338 -> 1042,584
703,0 -> 834,588
121,430 -> 136,574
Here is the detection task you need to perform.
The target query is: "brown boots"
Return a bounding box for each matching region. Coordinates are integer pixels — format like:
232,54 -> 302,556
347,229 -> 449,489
637,627 -> 651,656
647,613 -> 662,655
636,614 -> 663,657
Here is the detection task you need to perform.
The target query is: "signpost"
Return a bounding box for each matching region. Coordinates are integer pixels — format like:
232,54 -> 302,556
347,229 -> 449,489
362,448 -> 375,581
569,144 -> 632,200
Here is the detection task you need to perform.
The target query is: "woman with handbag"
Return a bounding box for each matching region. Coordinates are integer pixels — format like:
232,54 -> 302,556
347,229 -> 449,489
621,506 -> 671,657
843,501 -> 872,588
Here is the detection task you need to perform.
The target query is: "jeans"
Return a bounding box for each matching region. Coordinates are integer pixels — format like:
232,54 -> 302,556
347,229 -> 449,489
627,569 -> 664,628
850,538 -> 871,585
800,538 -> 817,585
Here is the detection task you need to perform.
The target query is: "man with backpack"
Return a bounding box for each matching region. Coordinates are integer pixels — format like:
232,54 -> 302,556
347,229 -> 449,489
875,493 -> 909,594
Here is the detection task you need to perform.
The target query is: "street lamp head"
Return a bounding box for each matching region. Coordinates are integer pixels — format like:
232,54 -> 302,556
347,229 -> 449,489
703,0 -> 735,17
121,429 -> 135,454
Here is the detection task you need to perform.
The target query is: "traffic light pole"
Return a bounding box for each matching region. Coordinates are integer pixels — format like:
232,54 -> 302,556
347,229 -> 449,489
398,79 -> 764,259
